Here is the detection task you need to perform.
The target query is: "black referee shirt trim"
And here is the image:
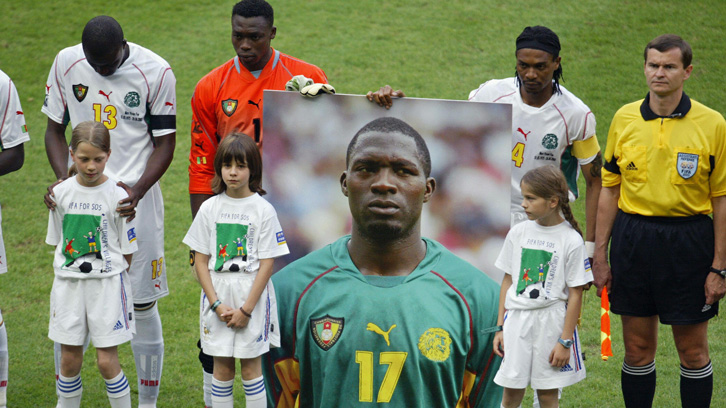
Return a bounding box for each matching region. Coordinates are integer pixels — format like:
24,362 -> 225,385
150,114 -> 176,130
640,92 -> 691,121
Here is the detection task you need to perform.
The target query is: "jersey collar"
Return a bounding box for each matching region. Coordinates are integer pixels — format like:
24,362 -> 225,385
640,92 -> 691,121
233,48 -> 281,78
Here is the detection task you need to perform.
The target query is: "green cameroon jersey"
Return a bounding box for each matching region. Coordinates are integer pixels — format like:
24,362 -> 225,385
263,236 -> 503,407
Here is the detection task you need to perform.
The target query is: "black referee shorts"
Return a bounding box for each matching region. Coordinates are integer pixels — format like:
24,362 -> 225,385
609,210 -> 717,325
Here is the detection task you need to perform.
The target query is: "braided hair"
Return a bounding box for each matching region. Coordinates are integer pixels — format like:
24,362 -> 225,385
520,165 -> 582,237
515,25 -> 563,95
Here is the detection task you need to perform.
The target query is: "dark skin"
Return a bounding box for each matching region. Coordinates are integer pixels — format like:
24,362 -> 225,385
189,15 -> 277,219
44,42 -> 175,221
0,144 -> 24,176
514,48 -> 561,108
340,131 -> 435,276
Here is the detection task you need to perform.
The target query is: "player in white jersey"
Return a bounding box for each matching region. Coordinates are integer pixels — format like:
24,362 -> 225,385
42,16 -> 175,408
468,26 -> 601,247
0,68 -> 30,408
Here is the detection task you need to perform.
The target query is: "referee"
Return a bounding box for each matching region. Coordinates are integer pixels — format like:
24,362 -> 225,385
593,34 -> 726,408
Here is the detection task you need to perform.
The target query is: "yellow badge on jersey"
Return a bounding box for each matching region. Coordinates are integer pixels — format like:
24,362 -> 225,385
418,328 -> 452,362
311,315 -> 344,351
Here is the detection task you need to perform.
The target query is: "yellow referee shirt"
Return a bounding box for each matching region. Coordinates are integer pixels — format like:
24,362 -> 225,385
602,93 -> 726,216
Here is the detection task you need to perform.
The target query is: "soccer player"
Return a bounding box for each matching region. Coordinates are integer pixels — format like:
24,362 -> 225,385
369,26 -> 602,252
189,1 -> 325,404
189,0 -> 327,216
264,117 -> 503,407
593,34 -> 726,408
42,16 -> 175,408
0,68 -> 30,408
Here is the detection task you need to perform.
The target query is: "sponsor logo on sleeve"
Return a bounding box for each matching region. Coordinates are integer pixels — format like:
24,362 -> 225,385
127,228 -> 137,243
276,231 -> 286,245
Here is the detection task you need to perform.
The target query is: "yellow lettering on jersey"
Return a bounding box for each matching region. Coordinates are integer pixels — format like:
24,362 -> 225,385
355,350 -> 408,403
355,351 -> 374,402
92,103 -> 118,130
512,142 -> 525,168
151,257 -> 164,279
377,352 -> 407,402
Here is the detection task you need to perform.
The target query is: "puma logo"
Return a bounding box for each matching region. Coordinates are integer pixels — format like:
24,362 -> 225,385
165,101 -> 174,107
516,127 -> 531,140
45,84 -> 52,93
248,99 -> 261,110
99,90 -> 112,102
195,141 -> 205,152
366,323 -> 396,346
155,283 -> 161,289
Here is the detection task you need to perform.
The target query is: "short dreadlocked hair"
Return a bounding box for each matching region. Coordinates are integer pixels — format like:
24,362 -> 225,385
515,25 -> 563,94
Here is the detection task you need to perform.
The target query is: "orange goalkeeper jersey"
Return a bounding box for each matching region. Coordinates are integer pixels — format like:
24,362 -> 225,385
189,49 -> 327,194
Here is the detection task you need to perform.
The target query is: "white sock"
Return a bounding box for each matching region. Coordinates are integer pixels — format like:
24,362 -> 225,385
0,315 -> 7,408
242,375 -> 266,408
57,373 -> 82,408
105,371 -> 131,408
211,378 -> 234,408
203,370 -> 214,407
132,302 -> 164,407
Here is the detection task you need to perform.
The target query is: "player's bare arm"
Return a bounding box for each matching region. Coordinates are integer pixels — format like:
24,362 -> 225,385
581,152 -> 603,243
705,195 -> 726,305
117,132 -> 175,221
593,184 -> 619,297
44,118 -> 70,210
366,85 -> 405,109
494,274 -> 512,357
0,144 -> 24,176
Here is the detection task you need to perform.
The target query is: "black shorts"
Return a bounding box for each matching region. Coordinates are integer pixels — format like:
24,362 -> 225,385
609,211 -> 717,325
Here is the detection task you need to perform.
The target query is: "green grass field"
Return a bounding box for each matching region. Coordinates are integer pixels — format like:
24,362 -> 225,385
1,0 -> 725,406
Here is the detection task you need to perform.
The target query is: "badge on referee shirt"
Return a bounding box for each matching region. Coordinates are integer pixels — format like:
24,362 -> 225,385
676,152 -> 698,179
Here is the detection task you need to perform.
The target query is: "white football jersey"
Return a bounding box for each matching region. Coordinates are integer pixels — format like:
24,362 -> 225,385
469,78 -> 597,225
0,69 -> 30,151
42,43 -> 176,185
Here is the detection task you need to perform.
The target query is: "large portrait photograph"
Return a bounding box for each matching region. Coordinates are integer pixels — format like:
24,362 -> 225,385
262,90 -> 512,280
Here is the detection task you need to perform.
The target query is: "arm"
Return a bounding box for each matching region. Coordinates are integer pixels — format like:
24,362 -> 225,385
222,258 -> 275,329
493,274 -> 512,358
0,144 -> 24,176
580,152 -> 603,243
366,85 -> 405,109
44,118 -> 70,210
549,286 -> 584,367
123,254 -> 133,272
44,118 -> 69,179
705,195 -> 726,304
117,133 -> 175,220
593,184 -> 620,297
194,251 -> 232,323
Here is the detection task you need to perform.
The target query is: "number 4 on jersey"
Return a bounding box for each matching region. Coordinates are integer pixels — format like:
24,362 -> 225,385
512,142 -> 525,167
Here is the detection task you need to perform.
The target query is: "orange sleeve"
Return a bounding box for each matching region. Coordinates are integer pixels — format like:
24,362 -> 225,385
189,76 -> 219,195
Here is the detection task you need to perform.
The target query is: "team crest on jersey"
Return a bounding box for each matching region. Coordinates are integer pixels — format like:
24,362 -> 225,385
72,84 -> 88,102
676,152 -> 698,179
418,328 -> 451,362
124,92 -> 140,108
221,99 -> 238,117
311,315 -> 344,351
542,133 -> 559,149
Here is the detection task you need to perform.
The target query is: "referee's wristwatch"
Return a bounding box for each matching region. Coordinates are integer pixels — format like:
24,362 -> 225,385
709,267 -> 726,279
558,338 -> 573,348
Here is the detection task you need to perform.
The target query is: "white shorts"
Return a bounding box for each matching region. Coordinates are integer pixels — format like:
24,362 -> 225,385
200,272 -> 279,359
494,302 -> 585,390
48,272 -> 135,348
0,206 -> 7,275
128,183 -> 167,303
